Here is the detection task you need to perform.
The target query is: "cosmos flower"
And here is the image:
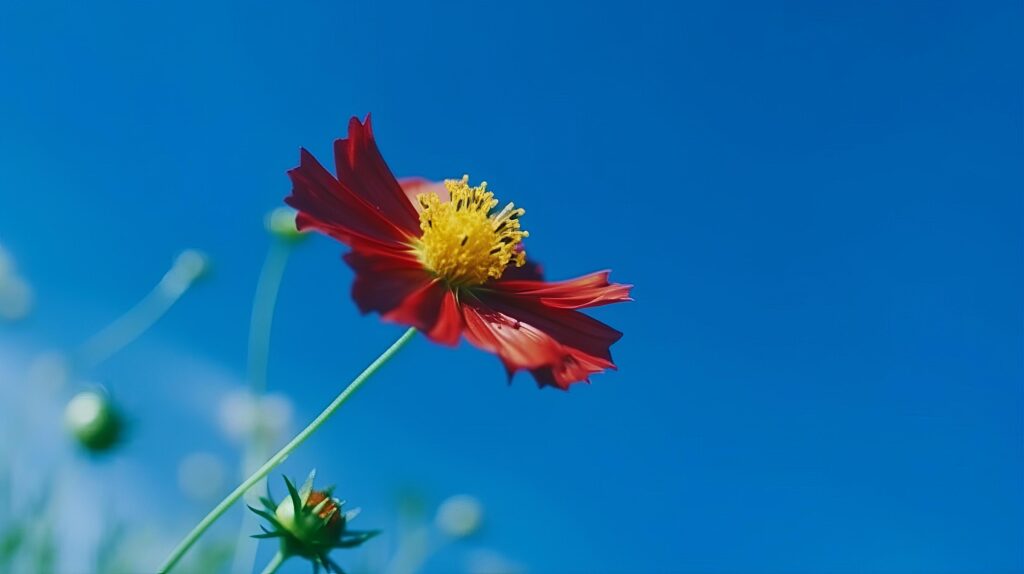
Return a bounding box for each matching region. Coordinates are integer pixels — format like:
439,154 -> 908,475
286,116 -> 631,389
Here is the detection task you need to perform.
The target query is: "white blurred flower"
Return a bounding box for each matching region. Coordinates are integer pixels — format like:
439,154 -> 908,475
466,549 -> 526,574
259,393 -> 294,438
217,389 -> 293,443
435,494 -> 484,538
177,451 -> 228,502
0,276 -> 34,320
218,389 -> 256,440
0,244 -> 34,321
0,245 -> 12,277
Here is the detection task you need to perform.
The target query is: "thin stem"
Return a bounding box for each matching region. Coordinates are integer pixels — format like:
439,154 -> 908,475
158,327 -> 417,573
259,550 -> 287,574
231,240 -> 293,574
74,254 -> 204,370
75,284 -> 181,369
248,240 -> 292,396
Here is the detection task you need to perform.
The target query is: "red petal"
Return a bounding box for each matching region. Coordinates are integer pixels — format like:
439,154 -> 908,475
382,280 -> 463,346
344,249 -> 462,346
286,148 -> 413,249
460,290 -> 624,390
494,270 -> 633,309
334,115 -> 422,236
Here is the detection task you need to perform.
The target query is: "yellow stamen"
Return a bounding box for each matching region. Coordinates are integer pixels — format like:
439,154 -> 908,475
413,175 -> 528,287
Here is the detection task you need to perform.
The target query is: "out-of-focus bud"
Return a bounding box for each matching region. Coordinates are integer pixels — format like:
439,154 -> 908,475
177,452 -> 228,502
265,207 -> 307,243
160,249 -> 211,298
435,494 -> 484,538
64,389 -> 125,453
250,471 -> 379,572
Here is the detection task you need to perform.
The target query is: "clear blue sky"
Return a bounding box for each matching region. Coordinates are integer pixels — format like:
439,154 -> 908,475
1,1 -> 1021,572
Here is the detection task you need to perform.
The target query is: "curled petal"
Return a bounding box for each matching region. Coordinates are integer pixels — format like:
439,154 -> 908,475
334,115 -> 422,235
460,291 -> 623,390
494,270 -> 632,309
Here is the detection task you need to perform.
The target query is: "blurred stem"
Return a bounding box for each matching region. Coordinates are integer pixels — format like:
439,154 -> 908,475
385,524 -> 433,574
231,240 -> 293,574
248,240 -> 292,396
73,261 -> 198,370
259,550 -> 286,574
158,327 -> 418,573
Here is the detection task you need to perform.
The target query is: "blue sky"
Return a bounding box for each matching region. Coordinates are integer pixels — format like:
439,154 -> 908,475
1,1 -> 1021,572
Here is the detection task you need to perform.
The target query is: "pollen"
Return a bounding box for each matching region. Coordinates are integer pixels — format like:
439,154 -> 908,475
414,175 -> 528,287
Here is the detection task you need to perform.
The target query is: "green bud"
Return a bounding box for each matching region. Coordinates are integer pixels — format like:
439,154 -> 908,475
265,208 -> 306,242
64,390 -> 124,453
160,249 -> 211,297
274,488 -> 342,548
173,249 -> 211,283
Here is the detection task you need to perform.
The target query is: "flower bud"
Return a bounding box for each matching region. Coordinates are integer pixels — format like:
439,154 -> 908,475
64,390 -> 124,453
265,207 -> 307,242
274,489 -> 344,548
250,471 -> 378,572
174,248 -> 211,281
160,249 -> 211,297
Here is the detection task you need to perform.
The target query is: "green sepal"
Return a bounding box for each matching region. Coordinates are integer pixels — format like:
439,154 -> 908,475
247,505 -> 284,530
284,475 -> 303,514
299,470 -> 317,500
332,530 -> 379,548
259,496 -> 278,512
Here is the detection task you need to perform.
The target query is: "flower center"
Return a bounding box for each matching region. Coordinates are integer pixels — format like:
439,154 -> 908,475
414,175 -> 528,287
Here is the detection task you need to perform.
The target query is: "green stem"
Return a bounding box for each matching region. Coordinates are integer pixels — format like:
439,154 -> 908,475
259,550 -> 287,574
158,327 -> 418,573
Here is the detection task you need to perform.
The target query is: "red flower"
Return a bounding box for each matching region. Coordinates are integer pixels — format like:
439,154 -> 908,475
286,116 -> 632,389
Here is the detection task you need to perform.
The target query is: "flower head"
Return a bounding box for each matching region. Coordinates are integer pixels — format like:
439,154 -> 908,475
250,471 -> 378,573
286,115 -> 632,389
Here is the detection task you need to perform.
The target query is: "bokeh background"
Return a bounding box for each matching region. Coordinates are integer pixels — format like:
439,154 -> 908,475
1,1 -> 1022,573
